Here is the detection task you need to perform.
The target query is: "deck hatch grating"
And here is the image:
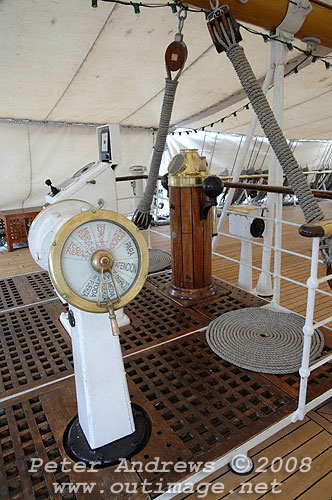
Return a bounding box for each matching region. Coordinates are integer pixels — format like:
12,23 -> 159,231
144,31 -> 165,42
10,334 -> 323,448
0,397 -> 78,499
0,278 -> 25,310
25,273 -> 56,301
267,343 -> 332,399
0,302 -> 73,396
0,270 -> 331,495
147,271 -> 267,319
120,285 -> 210,353
0,272 -> 57,311
125,333 -> 296,457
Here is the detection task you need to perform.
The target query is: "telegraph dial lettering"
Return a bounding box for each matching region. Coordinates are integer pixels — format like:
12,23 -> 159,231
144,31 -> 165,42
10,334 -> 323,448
49,209 -> 149,314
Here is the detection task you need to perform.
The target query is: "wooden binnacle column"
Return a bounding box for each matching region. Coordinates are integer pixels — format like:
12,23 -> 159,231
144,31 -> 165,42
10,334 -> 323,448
163,149 -> 223,305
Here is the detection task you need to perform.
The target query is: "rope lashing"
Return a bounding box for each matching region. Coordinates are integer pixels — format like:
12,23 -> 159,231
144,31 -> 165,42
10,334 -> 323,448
207,6 -> 332,267
132,8 -> 188,230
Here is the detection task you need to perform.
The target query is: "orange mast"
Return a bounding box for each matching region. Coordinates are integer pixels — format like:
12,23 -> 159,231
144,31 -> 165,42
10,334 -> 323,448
179,0 -> 332,49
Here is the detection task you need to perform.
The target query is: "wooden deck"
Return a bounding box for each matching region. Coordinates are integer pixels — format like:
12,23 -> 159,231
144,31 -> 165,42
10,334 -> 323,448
0,201 -> 331,499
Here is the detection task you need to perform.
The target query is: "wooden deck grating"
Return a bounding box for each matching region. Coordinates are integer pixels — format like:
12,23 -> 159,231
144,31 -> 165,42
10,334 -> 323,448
0,202 -> 331,498
0,269 -> 331,499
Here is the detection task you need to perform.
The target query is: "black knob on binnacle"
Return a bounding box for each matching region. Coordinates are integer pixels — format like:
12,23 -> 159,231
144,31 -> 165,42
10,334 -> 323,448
161,173 -> 169,194
200,176 -> 224,236
202,176 -> 224,201
45,179 -> 60,196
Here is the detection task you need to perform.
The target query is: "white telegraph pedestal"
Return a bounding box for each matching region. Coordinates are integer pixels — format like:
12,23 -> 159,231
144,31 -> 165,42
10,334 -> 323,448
29,201 -> 150,463
44,161 -> 118,211
228,205 -> 263,292
70,308 -> 134,448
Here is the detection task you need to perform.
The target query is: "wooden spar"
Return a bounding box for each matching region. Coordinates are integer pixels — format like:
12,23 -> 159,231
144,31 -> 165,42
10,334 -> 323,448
178,0 -> 332,49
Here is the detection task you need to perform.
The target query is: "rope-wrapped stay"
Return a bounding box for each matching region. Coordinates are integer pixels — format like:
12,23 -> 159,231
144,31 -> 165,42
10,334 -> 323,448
133,9 -> 188,230
207,7 -> 332,266
132,77 -> 179,229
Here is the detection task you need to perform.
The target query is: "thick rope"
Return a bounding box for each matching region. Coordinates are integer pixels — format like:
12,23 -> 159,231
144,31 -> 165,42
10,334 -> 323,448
132,77 -> 178,229
148,248 -> 172,273
211,22 -> 331,265
227,44 -> 324,225
206,308 -> 324,374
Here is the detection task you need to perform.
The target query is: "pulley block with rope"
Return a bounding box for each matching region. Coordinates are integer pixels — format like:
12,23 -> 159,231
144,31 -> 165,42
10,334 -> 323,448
206,2 -> 332,273
132,7 -> 188,230
165,39 -> 188,72
165,9 -> 188,71
207,5 -> 242,52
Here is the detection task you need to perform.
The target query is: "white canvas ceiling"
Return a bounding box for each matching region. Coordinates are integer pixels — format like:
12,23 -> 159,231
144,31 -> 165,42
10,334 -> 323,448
0,121 -> 154,210
1,0 -> 332,140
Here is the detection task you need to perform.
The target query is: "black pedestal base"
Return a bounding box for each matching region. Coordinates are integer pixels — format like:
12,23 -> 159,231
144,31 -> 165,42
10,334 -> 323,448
63,404 -> 151,468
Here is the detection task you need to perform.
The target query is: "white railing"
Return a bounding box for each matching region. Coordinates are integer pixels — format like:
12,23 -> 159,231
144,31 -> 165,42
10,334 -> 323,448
143,203 -> 332,498
116,175 -> 332,495
294,236 -> 332,421
143,198 -> 332,419
116,176 -> 169,222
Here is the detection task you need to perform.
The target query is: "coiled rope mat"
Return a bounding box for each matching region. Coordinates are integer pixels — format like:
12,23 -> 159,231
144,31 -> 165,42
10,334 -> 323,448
206,308 -> 325,374
148,249 -> 172,274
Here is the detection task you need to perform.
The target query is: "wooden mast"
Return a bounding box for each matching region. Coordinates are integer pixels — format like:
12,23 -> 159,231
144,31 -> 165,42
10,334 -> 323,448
178,0 -> 332,49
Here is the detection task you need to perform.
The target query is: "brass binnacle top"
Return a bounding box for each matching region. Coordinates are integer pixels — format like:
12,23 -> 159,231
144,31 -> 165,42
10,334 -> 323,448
168,149 -> 209,187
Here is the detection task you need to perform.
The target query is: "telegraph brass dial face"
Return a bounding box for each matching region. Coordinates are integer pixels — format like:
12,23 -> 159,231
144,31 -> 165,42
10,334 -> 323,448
49,209 -> 149,313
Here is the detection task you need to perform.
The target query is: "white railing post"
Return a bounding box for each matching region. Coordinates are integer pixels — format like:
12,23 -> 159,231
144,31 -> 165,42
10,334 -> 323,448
147,225 -> 152,248
272,193 -> 283,305
293,236 -> 320,421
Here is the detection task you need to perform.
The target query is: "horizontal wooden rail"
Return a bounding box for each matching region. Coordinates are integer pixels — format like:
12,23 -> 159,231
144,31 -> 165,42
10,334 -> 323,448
223,181 -> 332,200
220,170 -> 332,181
116,175 -> 148,182
299,220 -> 332,238
115,170 -> 332,183
115,174 -> 332,200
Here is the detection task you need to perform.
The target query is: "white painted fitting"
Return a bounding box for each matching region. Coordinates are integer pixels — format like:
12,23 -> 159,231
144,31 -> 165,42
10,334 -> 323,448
306,277 -> 319,290
299,367 -> 310,378
302,325 -> 314,336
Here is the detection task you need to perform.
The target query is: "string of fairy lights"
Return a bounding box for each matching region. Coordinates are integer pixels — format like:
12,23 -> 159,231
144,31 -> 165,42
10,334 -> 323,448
92,0 -> 332,136
171,53 -> 312,136
92,0 -> 210,14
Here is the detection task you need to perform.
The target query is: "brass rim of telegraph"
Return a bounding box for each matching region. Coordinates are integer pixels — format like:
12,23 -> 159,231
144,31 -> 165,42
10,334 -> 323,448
49,209 -> 149,313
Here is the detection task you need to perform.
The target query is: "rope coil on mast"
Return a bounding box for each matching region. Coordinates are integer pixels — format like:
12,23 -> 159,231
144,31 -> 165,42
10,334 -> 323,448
206,5 -> 332,267
132,7 -> 188,229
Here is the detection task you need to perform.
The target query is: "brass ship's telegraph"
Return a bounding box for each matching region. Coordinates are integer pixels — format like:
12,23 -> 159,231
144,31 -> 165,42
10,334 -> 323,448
162,149 -> 223,305
49,209 -> 149,335
29,204 -> 151,462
